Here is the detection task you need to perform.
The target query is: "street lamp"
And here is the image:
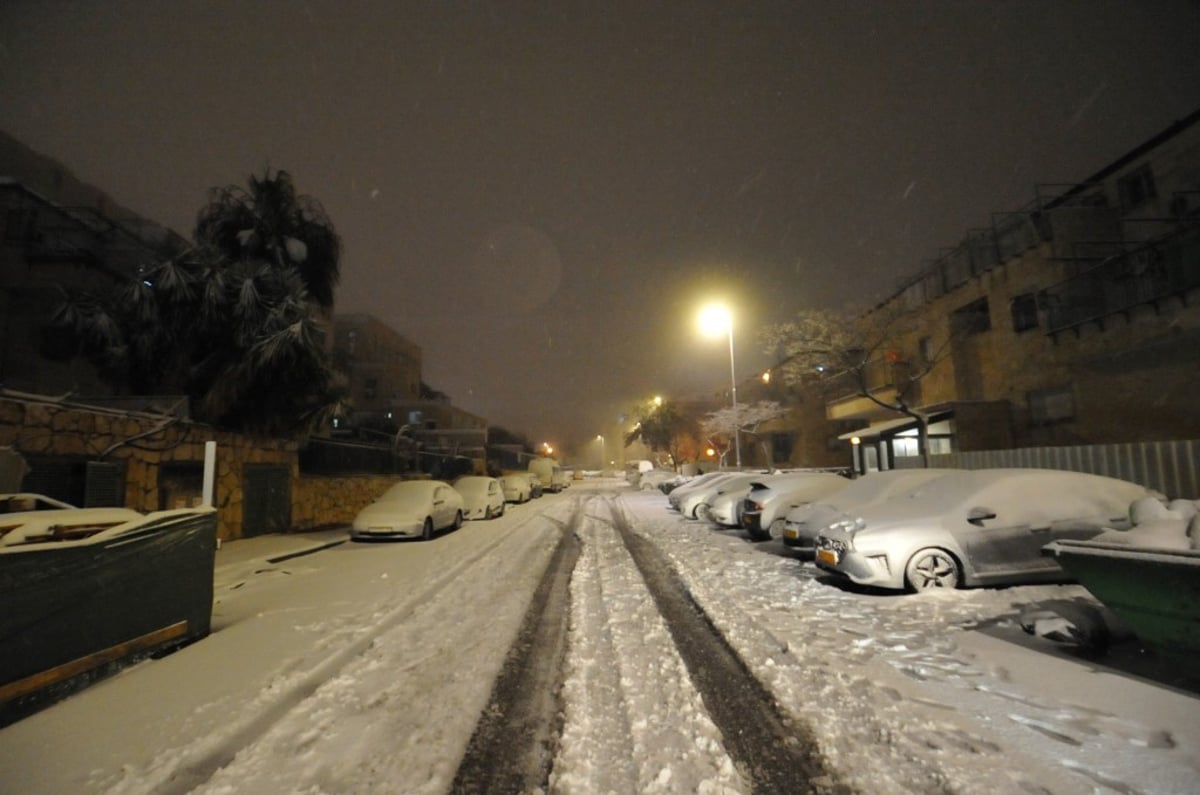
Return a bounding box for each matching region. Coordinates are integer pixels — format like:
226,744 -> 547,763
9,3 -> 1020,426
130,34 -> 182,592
595,434 -> 606,472
698,303 -> 741,468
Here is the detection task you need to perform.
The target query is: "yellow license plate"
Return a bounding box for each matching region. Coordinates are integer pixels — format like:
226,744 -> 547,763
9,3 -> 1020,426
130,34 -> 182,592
816,548 -> 838,566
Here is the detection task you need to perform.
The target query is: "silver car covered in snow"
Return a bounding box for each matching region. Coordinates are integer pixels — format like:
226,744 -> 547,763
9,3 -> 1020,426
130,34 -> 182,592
813,468 -> 1153,591
780,469 -> 953,549
740,472 -> 851,541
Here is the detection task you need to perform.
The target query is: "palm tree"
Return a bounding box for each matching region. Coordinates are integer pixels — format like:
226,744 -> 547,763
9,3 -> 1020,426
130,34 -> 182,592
194,169 -> 341,312
48,170 -> 346,437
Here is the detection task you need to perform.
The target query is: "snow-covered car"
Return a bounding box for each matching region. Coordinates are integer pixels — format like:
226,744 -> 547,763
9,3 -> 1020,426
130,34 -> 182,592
667,471 -> 741,512
521,471 -> 543,498
813,468 -> 1154,591
740,472 -> 851,540
637,469 -> 679,491
499,473 -> 532,504
703,487 -> 750,527
350,480 -> 464,541
680,472 -> 770,521
452,475 -> 506,520
780,469 -> 954,549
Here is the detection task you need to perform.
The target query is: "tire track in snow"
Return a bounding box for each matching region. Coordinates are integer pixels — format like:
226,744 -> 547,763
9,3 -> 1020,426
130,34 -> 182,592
606,496 -> 849,795
553,495 -> 749,794
450,500 -> 582,792
108,506 -> 562,795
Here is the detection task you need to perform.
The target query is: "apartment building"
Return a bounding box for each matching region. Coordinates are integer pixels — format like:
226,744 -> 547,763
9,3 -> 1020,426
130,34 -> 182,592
825,109 -> 1200,471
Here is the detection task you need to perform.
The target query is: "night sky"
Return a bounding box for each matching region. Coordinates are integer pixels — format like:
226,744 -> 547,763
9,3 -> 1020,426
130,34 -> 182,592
3,1 -> 1199,454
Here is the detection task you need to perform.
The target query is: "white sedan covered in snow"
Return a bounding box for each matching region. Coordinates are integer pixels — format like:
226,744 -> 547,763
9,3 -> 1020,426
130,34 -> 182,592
813,468 -> 1154,591
350,480 -> 464,541
452,476 -> 506,520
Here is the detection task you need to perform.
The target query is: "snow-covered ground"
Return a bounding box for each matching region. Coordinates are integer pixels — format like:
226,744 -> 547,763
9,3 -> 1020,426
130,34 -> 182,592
1,479 -> 1197,794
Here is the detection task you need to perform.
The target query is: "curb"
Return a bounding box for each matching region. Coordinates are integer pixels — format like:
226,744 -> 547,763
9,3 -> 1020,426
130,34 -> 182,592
265,538 -> 348,564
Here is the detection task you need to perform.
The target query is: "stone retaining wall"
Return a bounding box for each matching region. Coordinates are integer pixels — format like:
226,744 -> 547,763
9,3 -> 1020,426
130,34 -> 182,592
1,395 -> 400,542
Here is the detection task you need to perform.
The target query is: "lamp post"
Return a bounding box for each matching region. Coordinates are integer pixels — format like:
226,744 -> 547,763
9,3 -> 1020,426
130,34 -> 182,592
698,303 -> 741,469
595,434 -> 606,473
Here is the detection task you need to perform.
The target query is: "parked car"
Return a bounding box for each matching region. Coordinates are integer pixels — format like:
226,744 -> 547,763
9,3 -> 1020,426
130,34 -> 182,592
780,469 -> 954,549
637,469 -> 679,492
741,472 -> 851,540
499,473 -> 532,504
453,475 -> 506,520
521,471 -> 543,498
813,469 -> 1154,591
350,480 -> 464,541
679,472 -> 770,520
667,471 -> 740,512
528,461 -> 564,492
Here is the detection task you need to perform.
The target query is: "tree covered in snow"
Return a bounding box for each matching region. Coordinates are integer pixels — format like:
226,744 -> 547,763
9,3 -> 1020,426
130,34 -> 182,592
49,170 -> 346,436
623,399 -> 698,469
701,400 -> 787,467
759,305 -> 955,464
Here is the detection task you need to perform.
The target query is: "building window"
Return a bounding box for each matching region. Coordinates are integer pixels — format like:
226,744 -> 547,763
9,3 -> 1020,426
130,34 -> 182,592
1118,164 -> 1156,213
1028,387 -> 1075,424
770,433 -> 793,462
951,297 -> 991,336
918,336 -> 935,363
1010,293 -> 1038,333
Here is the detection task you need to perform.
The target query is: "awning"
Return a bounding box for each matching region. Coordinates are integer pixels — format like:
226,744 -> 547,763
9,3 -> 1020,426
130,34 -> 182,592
836,408 -> 956,441
837,415 -> 919,441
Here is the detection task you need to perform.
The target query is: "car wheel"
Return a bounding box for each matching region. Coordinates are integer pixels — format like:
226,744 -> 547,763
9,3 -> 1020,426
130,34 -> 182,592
695,503 -> 712,522
422,517 -> 434,541
453,510 -> 463,530
904,548 -> 961,591
497,503 -> 505,518
484,505 -> 494,520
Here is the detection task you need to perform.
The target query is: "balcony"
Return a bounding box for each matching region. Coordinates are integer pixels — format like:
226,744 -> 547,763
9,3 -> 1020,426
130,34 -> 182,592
823,358 -> 919,422
1040,224 -> 1200,336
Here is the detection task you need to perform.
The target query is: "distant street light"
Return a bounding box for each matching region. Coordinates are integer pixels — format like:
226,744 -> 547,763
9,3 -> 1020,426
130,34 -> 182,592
697,303 -> 741,468
595,434 -> 606,472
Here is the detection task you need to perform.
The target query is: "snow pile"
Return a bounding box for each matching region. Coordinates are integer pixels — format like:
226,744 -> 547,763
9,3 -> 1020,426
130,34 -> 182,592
1092,496 -> 1200,549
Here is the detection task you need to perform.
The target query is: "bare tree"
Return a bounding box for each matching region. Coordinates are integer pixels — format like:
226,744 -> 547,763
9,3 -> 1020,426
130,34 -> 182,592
700,400 -> 787,468
623,400 -> 698,470
760,305 -> 955,465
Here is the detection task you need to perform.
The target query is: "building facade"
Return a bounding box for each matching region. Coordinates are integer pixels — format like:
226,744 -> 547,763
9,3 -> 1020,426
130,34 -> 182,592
819,110 -> 1200,472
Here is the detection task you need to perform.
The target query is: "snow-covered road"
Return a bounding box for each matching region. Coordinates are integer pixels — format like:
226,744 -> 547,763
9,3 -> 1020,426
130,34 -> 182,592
1,480 -> 1197,794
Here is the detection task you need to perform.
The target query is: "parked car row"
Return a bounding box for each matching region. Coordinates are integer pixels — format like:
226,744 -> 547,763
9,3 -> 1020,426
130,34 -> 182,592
350,470 -> 553,541
656,467 -> 1158,593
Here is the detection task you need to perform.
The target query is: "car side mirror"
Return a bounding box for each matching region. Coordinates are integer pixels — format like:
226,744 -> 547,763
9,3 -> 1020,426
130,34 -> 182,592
967,507 -> 997,526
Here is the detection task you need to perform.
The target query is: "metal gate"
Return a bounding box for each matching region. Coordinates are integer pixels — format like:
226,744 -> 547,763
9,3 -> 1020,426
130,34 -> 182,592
242,464 -> 291,538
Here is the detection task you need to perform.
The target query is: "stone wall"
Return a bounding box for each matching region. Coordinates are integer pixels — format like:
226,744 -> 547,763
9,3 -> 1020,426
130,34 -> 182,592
292,474 -> 397,530
0,394 -> 401,542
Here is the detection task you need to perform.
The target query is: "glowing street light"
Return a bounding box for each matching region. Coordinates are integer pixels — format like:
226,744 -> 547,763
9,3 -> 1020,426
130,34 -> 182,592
697,302 -> 741,468
595,434 -> 606,471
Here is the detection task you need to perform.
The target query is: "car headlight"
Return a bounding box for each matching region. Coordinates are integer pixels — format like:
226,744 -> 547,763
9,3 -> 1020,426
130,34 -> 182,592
817,535 -> 848,554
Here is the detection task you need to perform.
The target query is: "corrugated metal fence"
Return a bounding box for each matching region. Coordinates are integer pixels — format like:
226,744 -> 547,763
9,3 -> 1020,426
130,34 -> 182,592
894,440 -> 1200,499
